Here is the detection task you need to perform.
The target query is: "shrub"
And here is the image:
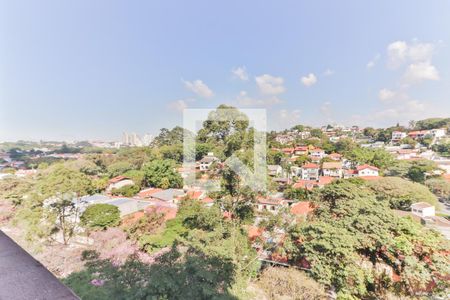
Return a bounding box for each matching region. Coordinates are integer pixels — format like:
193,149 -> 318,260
81,204 -> 120,230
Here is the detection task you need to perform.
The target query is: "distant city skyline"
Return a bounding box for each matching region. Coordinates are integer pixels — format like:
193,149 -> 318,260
2,1 -> 450,141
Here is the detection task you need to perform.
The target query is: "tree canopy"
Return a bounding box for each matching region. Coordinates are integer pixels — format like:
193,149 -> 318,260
80,204 -> 120,230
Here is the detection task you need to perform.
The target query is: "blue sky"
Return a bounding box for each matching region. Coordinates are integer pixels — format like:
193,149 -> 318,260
1,1 -> 450,141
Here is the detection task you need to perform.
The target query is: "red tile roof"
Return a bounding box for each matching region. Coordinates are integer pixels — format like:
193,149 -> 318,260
145,205 -> 178,221
247,226 -> 263,240
282,148 -> 295,154
443,174 -> 450,183
290,201 -> 314,216
137,188 -> 163,198
293,180 -> 316,190
201,197 -> 214,204
294,146 -> 308,151
356,164 -> 379,171
345,169 -> 358,175
187,190 -> 204,200
108,175 -> 130,184
302,163 -> 320,169
257,197 -> 285,205
318,176 -> 335,185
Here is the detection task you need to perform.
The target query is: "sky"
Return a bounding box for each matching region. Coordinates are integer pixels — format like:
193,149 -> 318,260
1,1 -> 450,141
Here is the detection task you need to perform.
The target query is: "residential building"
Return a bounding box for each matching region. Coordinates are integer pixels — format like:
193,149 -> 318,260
300,163 -> 320,181
408,130 -> 431,139
136,187 -> 163,199
256,196 -> 288,213
430,128 -> 447,138
199,152 -> 220,171
328,153 -> 342,161
294,146 -> 309,156
107,176 -> 134,192
357,164 -> 379,177
298,131 -> 311,140
290,201 -> 314,217
106,198 -> 152,217
322,162 -> 343,178
281,147 -> 295,156
344,169 -> 358,179
395,149 -> 419,160
391,131 -> 407,143
309,148 -> 326,160
293,176 -> 335,190
411,202 -> 435,218
268,165 -> 283,177
148,188 -> 185,203
275,134 -> 295,145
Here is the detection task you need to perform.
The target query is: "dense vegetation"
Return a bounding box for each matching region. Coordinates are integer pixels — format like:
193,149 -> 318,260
1,110 -> 449,299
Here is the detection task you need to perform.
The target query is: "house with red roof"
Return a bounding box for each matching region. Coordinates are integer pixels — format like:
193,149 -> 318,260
408,130 -> 431,139
294,146 -> 309,156
256,196 -> 288,213
322,161 -> 343,178
344,169 -> 358,179
281,147 -> 295,156
309,148 -> 326,160
300,163 -> 320,181
136,187 -> 163,199
357,164 -> 379,177
106,176 -> 135,192
328,153 -> 342,161
290,201 -> 314,216
292,176 -> 335,190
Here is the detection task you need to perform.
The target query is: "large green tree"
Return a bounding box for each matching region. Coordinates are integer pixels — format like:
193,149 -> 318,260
367,177 -> 438,209
142,159 -> 182,189
80,204 -> 121,230
282,179 -> 449,298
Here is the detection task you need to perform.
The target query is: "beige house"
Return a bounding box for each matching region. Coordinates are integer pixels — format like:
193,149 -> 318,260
107,176 -> 134,192
322,162 -> 343,178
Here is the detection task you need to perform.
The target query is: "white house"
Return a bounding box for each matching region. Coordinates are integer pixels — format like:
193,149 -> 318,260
322,162 -> 343,178
300,163 -> 320,181
391,131 -> 407,143
309,148 -> 326,160
431,128 -> 447,138
107,176 -> 135,192
268,165 -> 283,177
199,152 -> 220,171
356,164 -> 379,177
411,202 -> 435,218
294,146 -> 309,156
255,197 -> 287,213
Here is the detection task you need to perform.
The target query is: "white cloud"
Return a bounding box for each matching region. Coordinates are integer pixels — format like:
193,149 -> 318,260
403,61 -> 439,83
277,109 -> 301,128
323,69 -> 335,76
168,99 -> 188,112
320,101 -> 332,117
387,41 -> 408,69
183,79 -> 214,98
408,42 -> 435,62
367,54 -> 380,69
387,40 -> 436,69
236,91 -> 282,107
232,66 -> 249,81
255,74 -> 285,94
301,73 -> 317,87
385,40 -> 439,86
372,100 -> 425,121
378,88 -> 396,101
